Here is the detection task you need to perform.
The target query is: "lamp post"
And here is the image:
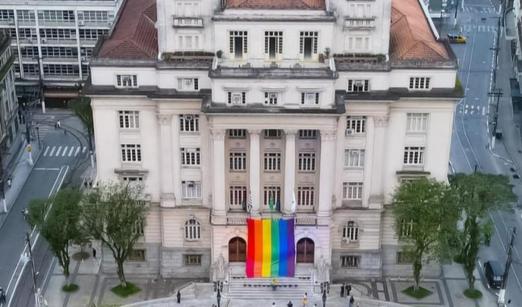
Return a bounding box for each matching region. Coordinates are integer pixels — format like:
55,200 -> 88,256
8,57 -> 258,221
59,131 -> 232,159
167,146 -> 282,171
216,287 -> 221,307
322,287 -> 327,307
35,126 -> 41,148
21,209 -> 42,307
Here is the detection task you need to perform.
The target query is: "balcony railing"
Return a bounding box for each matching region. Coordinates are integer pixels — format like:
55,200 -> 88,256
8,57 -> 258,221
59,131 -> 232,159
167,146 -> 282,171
343,17 -> 376,30
40,38 -> 77,46
172,16 -> 203,28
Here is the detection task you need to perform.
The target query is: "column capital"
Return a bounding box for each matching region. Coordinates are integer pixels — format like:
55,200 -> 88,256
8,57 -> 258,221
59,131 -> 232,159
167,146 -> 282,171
320,129 -> 337,141
157,113 -> 172,126
210,128 -> 226,141
374,116 -> 389,128
248,128 -> 262,135
284,129 -> 299,135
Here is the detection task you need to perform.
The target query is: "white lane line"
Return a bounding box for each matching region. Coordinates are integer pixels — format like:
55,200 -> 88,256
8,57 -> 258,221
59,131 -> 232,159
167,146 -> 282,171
34,167 -> 61,171
74,146 -> 81,156
62,146 -> 68,157
55,146 -> 62,156
68,146 -> 74,157
482,106 -> 486,116
49,146 -> 56,156
82,146 -> 87,153
43,146 -> 50,157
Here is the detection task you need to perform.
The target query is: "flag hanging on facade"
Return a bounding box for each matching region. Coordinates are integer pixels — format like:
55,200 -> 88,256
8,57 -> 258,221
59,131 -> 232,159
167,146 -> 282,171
246,218 -> 296,278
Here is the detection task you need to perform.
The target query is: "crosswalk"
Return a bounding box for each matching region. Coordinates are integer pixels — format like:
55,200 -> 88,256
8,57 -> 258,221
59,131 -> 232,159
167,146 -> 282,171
462,7 -> 497,14
461,24 -> 497,33
458,104 -> 487,116
43,145 -> 87,158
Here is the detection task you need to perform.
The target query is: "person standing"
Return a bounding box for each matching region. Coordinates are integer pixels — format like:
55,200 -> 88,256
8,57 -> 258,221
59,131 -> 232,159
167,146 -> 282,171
301,292 -> 308,307
340,283 -> 345,297
0,287 -> 6,306
287,301 -> 293,307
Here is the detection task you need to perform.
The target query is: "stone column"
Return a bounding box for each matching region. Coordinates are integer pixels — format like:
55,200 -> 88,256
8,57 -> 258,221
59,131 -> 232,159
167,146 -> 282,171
368,116 -> 388,209
318,129 -> 337,217
158,113 -> 175,207
249,129 -> 261,215
283,129 -> 297,214
211,128 -> 227,216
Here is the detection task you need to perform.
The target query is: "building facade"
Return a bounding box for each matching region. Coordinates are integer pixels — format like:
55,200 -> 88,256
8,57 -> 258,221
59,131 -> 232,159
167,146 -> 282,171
0,31 -> 19,159
0,0 -> 123,97
88,0 -> 461,280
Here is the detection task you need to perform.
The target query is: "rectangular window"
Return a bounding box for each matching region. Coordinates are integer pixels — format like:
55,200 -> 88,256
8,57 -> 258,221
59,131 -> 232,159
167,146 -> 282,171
229,152 -> 247,171
263,186 -> 281,208
118,111 -> 139,129
301,92 -> 319,105
229,186 -> 247,208
340,255 -> 360,268
343,182 -> 363,200
184,254 -> 202,266
180,114 -> 199,132
120,144 -> 142,162
264,31 -> 283,59
298,152 -> 316,172
227,91 -> 246,105
403,146 -> 425,166
128,249 -> 146,261
299,31 -> 318,59
264,152 -> 281,171
297,186 -> 315,208
229,31 -> 248,59
178,78 -> 199,91
182,181 -> 201,199
116,74 -> 138,88
299,130 -> 317,139
346,116 -> 366,135
406,113 -> 429,132
181,148 -> 201,166
344,149 -> 365,168
122,176 -> 144,182
264,129 -> 282,138
409,77 -> 431,90
399,219 -> 414,238
264,92 -> 279,105
229,129 -> 246,138
347,80 -> 369,93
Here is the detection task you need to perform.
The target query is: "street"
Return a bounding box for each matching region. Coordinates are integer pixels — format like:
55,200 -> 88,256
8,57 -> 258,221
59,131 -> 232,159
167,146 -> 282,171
0,111 -> 90,307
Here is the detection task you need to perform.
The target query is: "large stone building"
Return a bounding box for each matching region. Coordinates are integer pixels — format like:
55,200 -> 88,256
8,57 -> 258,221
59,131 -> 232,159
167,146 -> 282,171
0,0 -> 123,98
88,0 -> 461,280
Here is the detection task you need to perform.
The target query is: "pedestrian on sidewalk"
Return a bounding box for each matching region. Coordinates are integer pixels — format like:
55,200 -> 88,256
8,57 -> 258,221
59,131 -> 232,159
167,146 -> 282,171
272,302 -> 276,306
177,290 -> 181,303
0,287 -> 6,306
348,296 -> 354,307
6,177 -> 11,189
301,292 -> 308,307
340,282 -> 345,297
287,301 -> 293,307
92,246 -> 97,259
56,120 -> 61,129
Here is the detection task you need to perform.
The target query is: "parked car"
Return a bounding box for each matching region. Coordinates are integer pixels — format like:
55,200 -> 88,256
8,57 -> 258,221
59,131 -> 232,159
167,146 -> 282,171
484,261 -> 503,289
447,34 -> 467,44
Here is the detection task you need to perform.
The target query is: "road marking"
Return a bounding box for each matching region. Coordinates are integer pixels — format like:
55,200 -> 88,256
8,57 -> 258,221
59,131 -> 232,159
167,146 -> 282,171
482,106 -> 486,116
34,168 -> 61,171
49,146 -> 56,156
74,146 -> 81,156
68,146 -> 74,157
82,146 -> 87,153
43,146 -> 50,156
62,146 -> 68,157
55,146 -> 62,156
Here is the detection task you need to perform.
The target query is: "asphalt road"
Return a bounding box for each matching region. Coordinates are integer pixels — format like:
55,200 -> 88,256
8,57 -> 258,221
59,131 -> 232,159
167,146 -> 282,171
449,0 -> 522,305
0,113 -> 89,307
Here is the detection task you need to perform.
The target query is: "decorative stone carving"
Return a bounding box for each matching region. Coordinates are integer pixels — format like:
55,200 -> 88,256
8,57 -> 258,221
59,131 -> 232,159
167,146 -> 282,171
157,113 -> 172,126
320,129 -> 337,141
210,128 -> 226,141
374,116 -> 390,127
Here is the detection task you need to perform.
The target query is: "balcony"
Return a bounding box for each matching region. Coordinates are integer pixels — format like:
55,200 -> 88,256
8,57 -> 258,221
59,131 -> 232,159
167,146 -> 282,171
172,16 -> 203,28
343,17 -> 376,30
40,38 -> 77,46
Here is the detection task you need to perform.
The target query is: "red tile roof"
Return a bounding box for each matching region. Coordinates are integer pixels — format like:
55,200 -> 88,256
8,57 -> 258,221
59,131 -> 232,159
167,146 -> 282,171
226,0 -> 325,10
390,0 -> 450,62
97,0 -> 158,60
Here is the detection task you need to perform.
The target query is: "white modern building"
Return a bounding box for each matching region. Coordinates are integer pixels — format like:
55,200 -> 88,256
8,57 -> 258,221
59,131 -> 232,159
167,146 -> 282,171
88,0 -> 461,281
0,0 -> 123,98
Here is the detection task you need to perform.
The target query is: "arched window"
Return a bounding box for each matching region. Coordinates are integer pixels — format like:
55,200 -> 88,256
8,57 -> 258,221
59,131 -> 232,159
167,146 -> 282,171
342,221 -> 359,241
296,238 -> 314,263
184,218 -> 200,241
228,237 -> 247,262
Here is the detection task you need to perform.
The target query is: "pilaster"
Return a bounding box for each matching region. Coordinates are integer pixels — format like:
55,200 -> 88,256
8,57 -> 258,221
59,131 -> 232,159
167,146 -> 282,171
318,129 -> 337,217
158,113 -> 175,207
211,128 -> 226,216
283,129 -> 297,214
249,129 -> 261,215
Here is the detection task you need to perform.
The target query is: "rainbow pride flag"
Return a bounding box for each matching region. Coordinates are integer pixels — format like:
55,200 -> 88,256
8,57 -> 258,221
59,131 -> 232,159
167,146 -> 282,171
246,218 -> 295,278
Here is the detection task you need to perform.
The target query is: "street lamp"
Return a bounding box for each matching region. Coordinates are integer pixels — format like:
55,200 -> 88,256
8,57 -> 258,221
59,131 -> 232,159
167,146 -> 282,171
21,209 -> 43,307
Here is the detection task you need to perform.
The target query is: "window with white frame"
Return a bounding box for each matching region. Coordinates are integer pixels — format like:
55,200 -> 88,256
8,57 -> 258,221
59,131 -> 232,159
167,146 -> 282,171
344,149 -> 365,168
182,181 -> 201,199
229,186 -> 247,208
229,31 -> 248,58
341,255 -> 360,268
301,92 -> 319,105
178,78 -> 199,91
343,182 -> 363,200
116,74 -> 138,88
263,186 -> 281,208
346,116 -> 366,135
133,220 -> 144,235
298,152 -> 316,172
181,148 -> 201,166
120,144 -> 141,162
406,113 -> 429,132
264,129 -> 282,138
348,3 -> 372,18
180,114 -> 199,132
0,10 -> 14,21
184,218 -> 200,240
264,92 -> 279,105
347,79 -> 369,93
409,77 -> 431,90
118,110 -> 139,129
229,129 -> 246,138
175,0 -> 201,17
227,91 -> 246,105
346,36 -> 370,51
229,152 -> 247,171
297,186 -> 315,208
264,152 -> 281,171
342,221 -> 359,241
299,31 -> 318,59
299,129 -> 317,139
184,254 -> 202,265
403,146 -> 425,166
177,34 -> 201,51
265,31 -> 283,59
399,219 -> 414,238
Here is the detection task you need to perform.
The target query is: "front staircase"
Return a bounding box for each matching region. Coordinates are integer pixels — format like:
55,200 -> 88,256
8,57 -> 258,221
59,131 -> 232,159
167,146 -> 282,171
224,276 -> 315,300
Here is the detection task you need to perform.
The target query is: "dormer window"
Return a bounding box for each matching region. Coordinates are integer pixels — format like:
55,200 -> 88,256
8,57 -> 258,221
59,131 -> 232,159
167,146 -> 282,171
301,92 -> 319,105
178,78 -> 199,91
227,91 -> 246,105
116,74 -> 137,88
230,31 -> 247,59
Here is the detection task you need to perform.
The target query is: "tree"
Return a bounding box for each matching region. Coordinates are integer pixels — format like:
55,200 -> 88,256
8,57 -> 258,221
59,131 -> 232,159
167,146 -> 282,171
28,188 -> 84,288
450,173 -> 516,290
70,96 -> 94,167
81,182 -> 148,288
392,178 -> 459,291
